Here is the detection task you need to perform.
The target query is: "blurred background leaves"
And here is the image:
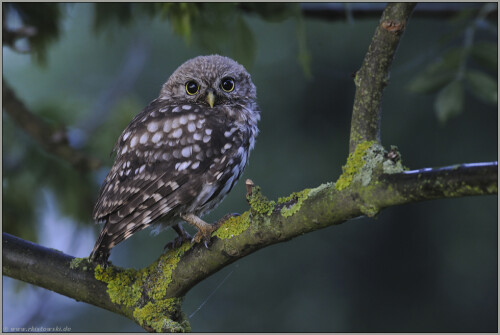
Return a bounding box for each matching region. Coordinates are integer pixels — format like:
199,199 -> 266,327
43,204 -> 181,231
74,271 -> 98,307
2,2 -> 497,332
407,3 -> 497,123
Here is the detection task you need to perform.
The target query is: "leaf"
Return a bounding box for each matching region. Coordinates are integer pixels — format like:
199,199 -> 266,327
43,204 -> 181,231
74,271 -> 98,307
408,48 -> 462,94
434,80 -> 464,123
408,71 -> 455,94
465,70 -> 498,105
160,3 -> 200,43
232,17 -> 257,69
470,41 -> 498,71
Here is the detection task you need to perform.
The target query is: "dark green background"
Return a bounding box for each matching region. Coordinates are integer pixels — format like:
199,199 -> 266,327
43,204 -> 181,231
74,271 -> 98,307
3,3 -> 497,332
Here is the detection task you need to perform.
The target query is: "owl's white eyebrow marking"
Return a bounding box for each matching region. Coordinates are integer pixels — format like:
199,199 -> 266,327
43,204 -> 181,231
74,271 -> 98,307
182,105 -> 192,110
163,120 -> 172,132
172,128 -> 183,138
179,116 -> 188,125
187,122 -> 196,132
172,106 -> 181,113
147,122 -> 159,132
130,136 -> 138,147
139,133 -> 149,144
203,135 -> 211,143
152,132 -> 163,143
123,131 -> 131,141
205,129 -> 212,135
182,146 -> 192,158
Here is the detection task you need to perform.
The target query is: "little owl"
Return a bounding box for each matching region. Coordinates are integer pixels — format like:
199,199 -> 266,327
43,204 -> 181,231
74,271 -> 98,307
89,55 -> 260,265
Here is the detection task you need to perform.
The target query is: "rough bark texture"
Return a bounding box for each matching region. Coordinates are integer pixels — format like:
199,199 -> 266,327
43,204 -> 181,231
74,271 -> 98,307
349,3 -> 416,153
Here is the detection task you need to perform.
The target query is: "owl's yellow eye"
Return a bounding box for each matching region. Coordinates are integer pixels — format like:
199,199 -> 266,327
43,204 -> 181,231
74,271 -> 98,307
185,81 -> 199,95
220,77 -> 235,92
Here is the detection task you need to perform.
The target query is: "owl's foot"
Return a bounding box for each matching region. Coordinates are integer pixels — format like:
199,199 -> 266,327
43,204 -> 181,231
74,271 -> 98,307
164,223 -> 192,250
181,213 -> 241,248
181,213 -> 216,248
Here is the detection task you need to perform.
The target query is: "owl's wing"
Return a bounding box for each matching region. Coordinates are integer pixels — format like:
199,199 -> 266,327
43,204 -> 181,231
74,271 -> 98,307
90,102 -> 248,259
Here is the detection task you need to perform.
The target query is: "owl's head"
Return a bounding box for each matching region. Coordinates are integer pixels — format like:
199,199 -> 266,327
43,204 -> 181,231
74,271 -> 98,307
159,55 -> 256,108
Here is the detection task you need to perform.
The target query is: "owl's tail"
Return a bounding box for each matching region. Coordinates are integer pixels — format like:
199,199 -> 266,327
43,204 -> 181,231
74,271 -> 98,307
89,223 -> 113,266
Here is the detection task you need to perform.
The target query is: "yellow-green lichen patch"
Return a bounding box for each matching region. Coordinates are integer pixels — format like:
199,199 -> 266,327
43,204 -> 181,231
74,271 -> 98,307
213,211 -> 251,239
278,189 -> 311,218
133,298 -> 190,333
94,242 -> 192,332
94,265 -> 142,307
141,242 -> 191,301
336,141 -> 377,191
248,186 -> 275,216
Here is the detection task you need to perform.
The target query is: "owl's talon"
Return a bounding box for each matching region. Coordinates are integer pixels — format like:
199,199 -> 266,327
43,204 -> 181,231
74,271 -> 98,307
164,223 -> 192,250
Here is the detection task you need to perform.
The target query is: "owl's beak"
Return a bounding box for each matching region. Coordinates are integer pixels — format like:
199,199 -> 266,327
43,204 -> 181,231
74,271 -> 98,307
206,91 -> 215,108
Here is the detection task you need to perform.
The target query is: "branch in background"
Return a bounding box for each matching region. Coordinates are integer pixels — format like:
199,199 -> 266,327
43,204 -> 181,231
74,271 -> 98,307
299,3 -> 497,22
3,160 -> 497,332
349,3 -> 416,153
2,79 -> 101,172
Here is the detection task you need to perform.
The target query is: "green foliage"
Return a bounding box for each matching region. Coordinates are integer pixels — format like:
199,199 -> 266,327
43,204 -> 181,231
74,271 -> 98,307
407,3 -> 497,123
465,70 -> 497,105
157,3 -> 199,43
470,41 -> 498,70
5,3 -> 61,64
3,3 -> 312,76
407,49 -> 461,94
434,80 -> 464,123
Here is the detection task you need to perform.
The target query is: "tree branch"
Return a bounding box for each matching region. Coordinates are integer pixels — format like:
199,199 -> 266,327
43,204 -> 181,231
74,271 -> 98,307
2,233 -> 118,314
3,158 -> 497,332
299,3 -> 497,22
349,3 -> 416,153
2,78 -> 101,172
